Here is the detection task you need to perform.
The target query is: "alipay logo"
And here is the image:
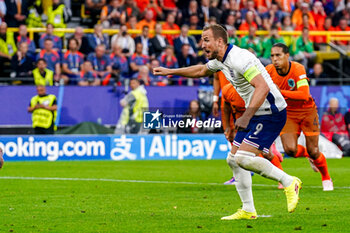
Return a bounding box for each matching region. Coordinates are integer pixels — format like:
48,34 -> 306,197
143,109 -> 162,129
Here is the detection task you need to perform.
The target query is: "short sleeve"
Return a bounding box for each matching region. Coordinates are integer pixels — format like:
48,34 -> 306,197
206,59 -> 221,72
293,63 -> 309,89
232,50 -> 261,82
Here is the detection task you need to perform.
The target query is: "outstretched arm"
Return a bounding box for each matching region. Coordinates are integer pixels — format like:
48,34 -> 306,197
153,64 -> 214,78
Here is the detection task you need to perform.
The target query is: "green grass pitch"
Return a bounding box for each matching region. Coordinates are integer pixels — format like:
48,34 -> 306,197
0,158 -> 349,232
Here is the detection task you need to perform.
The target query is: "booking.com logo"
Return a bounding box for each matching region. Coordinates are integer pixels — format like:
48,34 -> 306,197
143,109 -> 162,129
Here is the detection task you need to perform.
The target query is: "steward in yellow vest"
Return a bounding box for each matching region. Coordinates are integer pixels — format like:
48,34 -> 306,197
28,85 -> 57,134
0,23 -> 17,57
26,0 -> 44,28
47,0 -> 72,38
119,79 -> 149,133
33,59 -> 54,86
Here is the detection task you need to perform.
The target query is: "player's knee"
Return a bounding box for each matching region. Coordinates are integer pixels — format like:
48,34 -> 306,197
307,147 -> 319,159
226,152 -> 238,169
284,146 -> 298,157
234,150 -> 255,169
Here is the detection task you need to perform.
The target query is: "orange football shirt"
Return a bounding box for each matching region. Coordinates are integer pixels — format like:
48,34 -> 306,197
266,61 -> 315,110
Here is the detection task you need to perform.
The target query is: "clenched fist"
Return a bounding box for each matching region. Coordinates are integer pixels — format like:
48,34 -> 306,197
153,67 -> 170,76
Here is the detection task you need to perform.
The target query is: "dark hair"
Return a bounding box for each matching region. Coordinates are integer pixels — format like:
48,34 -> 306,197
270,24 -> 278,30
302,13 -> 309,19
36,58 -> 47,64
44,38 -> 53,42
203,24 -> 228,44
272,43 -> 289,54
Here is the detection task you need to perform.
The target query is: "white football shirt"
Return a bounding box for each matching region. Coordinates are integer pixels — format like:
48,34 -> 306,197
206,44 -> 287,116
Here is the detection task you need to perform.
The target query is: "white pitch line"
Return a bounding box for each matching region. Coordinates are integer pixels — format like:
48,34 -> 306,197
0,176 -> 349,190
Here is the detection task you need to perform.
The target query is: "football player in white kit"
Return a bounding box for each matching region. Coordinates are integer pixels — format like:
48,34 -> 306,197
153,24 -> 302,220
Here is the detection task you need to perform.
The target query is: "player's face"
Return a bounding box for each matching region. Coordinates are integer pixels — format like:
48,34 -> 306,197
201,29 -> 219,60
271,47 -> 289,71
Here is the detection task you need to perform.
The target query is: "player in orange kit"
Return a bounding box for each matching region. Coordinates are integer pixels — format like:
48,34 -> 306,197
267,43 -> 333,191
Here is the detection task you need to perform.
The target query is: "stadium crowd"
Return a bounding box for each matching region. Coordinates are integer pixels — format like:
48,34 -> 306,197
0,0 -> 349,86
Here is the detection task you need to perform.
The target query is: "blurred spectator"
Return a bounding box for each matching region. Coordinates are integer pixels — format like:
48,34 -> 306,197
26,0 -> 43,28
177,43 -> 196,68
28,85 -> 57,135
224,13 -> 237,31
227,27 -> 240,46
135,25 -> 152,56
141,0 -> 164,20
39,24 -> 63,51
78,60 -> 101,86
0,22 -> 17,65
241,0 -> 262,26
126,15 -> 138,34
0,0 -> 6,24
47,0 -> 72,38
240,26 -> 262,57
32,59 -> 53,86
136,65 -> 151,85
221,0 -> 241,26
62,38 -> 85,84
100,0 -> 125,28
149,58 -> 167,86
173,24 -> 198,57
335,17 -> 350,47
69,27 -> 91,56
159,45 -> 178,68
261,16 -> 272,31
239,11 -> 259,30
309,63 -> 327,86
345,109 -> 350,136
260,25 -> 285,65
111,24 -> 135,57
36,38 -> 61,83
292,1 -> 316,28
321,97 -> 348,140
10,42 -> 34,80
85,0 -> 106,27
137,9 -> 157,30
200,0 -> 210,25
311,1 -> 326,29
87,44 -> 112,83
110,45 -> 130,84
149,23 -> 169,58
281,15 -> 295,48
177,100 -> 204,133
181,0 -> 204,26
162,12 -> 180,45
4,0 -> 29,27
292,27 -> 316,68
333,2 -> 350,26
159,0 -> 177,16
120,0 -> 140,21
130,42 -> 150,77
315,16 -> 335,44
16,24 -> 36,57
158,45 -> 177,84
209,0 -> 222,23
117,78 -> 149,134
264,2 -> 286,27
295,13 -> 317,32
188,14 -> 202,44
88,24 -> 110,51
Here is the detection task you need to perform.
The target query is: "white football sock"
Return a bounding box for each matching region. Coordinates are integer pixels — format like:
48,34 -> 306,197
227,152 -> 256,213
234,150 -> 293,187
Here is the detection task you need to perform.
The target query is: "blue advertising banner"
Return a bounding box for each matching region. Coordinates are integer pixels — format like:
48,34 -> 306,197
0,134 -> 230,161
